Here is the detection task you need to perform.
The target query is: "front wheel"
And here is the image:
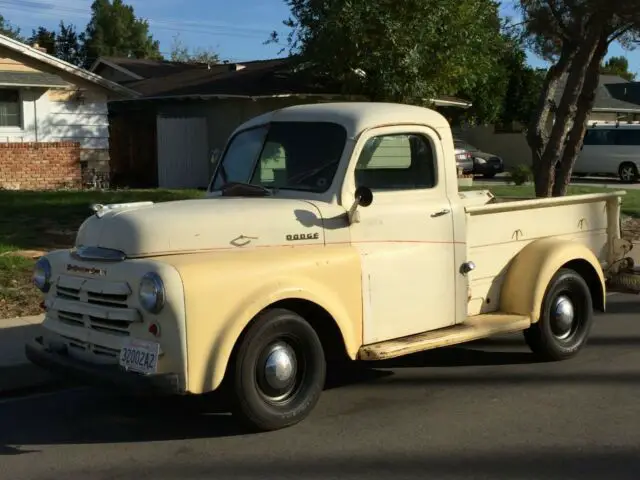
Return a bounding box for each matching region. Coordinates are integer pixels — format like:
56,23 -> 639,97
230,308 -> 326,431
523,268 -> 594,361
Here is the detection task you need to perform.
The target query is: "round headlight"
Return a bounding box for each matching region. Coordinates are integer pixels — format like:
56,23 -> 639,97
139,272 -> 165,313
32,257 -> 52,292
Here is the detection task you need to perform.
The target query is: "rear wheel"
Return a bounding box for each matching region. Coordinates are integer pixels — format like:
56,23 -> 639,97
619,162 -> 639,183
230,308 -> 326,431
523,268 -> 594,361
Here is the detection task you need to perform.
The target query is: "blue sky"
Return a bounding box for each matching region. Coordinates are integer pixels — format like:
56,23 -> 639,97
2,0 -> 640,75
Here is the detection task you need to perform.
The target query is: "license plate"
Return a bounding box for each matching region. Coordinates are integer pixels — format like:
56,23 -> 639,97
119,338 -> 160,375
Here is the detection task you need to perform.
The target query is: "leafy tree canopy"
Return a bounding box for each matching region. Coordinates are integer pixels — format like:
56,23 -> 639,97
81,0 -> 162,68
169,34 -> 220,64
600,55 -> 636,81
0,14 -> 23,41
271,0 -> 513,124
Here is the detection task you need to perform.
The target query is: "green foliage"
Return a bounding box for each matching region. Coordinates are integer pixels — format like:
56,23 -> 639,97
497,43 -> 546,127
80,0 -> 163,68
601,56 -> 636,81
56,22 -> 84,66
271,0 -> 507,118
0,14 -> 23,41
28,27 -> 56,55
508,164 -> 533,186
169,34 -> 220,64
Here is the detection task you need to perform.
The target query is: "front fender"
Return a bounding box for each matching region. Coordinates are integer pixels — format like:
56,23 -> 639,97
499,237 -> 606,322
163,246 -> 362,394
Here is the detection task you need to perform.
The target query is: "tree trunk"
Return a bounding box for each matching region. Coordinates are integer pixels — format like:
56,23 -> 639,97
526,43 -> 574,196
552,36 -> 609,197
534,27 -> 602,197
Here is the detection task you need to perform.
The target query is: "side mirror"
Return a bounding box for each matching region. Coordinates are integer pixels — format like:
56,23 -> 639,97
355,186 -> 373,207
347,186 -> 373,224
211,148 -> 221,164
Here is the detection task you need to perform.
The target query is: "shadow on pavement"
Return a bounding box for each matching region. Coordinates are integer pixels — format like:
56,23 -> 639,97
49,448 -> 640,479
0,344 -> 540,449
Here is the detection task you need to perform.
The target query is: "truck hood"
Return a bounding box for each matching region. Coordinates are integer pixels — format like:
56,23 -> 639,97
75,197 -> 327,257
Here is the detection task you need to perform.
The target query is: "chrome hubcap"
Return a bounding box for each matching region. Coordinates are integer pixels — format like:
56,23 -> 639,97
551,295 -> 575,340
258,341 -> 298,402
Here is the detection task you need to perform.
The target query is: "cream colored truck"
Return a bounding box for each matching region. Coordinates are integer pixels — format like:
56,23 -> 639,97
26,102 -> 640,431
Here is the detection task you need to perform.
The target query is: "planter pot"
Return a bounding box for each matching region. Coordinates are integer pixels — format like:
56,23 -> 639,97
457,177 -> 474,187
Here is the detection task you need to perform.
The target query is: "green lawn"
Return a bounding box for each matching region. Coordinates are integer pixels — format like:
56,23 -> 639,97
460,184 -> 640,217
1,185 -> 638,319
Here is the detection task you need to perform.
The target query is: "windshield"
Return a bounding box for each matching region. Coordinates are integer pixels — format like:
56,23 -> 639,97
210,121 -> 348,193
453,138 -> 477,152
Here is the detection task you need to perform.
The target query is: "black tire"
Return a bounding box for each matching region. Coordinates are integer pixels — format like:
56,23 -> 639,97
229,308 -> 326,431
523,268 -> 594,361
618,162 -> 639,183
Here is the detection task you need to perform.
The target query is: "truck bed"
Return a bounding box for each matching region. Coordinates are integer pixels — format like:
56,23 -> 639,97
464,190 -> 625,316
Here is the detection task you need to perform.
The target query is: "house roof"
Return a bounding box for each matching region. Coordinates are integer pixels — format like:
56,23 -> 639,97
555,74 -> 640,113
0,71 -> 70,88
90,56 -> 209,81
0,34 -> 139,98
105,56 -> 472,108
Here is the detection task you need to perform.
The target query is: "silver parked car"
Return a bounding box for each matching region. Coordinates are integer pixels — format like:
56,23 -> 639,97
453,138 -> 504,179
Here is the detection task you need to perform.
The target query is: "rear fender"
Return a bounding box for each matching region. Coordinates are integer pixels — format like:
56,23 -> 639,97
499,237 -> 606,322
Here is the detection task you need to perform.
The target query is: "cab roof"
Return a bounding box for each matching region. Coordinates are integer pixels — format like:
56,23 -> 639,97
231,102 -> 451,139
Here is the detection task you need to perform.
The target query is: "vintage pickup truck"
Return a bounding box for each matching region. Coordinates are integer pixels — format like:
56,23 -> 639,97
26,102 -> 639,431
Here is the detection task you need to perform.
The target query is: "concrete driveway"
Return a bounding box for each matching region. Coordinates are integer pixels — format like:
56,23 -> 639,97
1,293 -> 639,480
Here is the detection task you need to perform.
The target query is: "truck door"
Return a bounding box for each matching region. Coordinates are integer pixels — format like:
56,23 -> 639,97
344,125 -> 457,345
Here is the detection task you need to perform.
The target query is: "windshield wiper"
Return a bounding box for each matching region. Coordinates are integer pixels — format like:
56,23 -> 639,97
218,182 -> 273,197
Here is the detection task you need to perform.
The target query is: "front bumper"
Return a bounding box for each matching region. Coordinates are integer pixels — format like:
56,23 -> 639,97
25,336 -> 182,396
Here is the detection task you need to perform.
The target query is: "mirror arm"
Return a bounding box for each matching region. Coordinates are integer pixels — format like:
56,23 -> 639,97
347,198 -> 362,224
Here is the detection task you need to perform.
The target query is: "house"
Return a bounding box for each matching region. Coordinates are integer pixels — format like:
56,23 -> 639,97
458,74 -> 640,170
0,35 -> 138,190
90,56 -> 472,189
557,74 -> 640,123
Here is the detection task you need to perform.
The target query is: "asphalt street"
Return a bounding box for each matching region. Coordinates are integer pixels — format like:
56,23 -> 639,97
1,293 -> 639,480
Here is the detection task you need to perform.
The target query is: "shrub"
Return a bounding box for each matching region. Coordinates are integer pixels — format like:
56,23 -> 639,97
508,164 -> 532,186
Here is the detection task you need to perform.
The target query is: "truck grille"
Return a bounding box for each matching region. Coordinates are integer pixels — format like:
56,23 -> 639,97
48,274 -> 141,362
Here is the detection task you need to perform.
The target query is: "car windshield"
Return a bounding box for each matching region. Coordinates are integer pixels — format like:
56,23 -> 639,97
454,138 -> 477,151
210,121 -> 348,194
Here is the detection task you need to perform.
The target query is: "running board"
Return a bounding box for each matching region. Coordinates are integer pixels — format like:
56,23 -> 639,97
358,313 -> 532,361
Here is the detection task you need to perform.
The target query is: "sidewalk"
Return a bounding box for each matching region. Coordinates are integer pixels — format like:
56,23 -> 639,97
0,314 -> 55,394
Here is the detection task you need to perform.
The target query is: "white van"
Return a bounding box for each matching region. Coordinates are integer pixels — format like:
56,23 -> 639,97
574,122 -> 640,183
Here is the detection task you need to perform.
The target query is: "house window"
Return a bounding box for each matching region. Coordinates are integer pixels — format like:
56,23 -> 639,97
0,89 -> 21,128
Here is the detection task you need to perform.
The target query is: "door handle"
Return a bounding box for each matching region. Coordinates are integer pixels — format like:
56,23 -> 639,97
431,209 -> 451,218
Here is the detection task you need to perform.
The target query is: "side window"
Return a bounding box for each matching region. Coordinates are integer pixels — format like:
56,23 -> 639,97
614,129 -> 640,146
354,133 -> 436,190
583,129 -> 614,146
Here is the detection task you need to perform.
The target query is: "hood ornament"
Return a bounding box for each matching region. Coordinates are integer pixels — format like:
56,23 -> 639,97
90,201 -> 154,218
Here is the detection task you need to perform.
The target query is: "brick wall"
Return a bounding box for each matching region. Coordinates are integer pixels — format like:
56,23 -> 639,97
0,142 -> 81,190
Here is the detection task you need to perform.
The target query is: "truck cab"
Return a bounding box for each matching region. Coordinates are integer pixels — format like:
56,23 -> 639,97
26,102 -> 639,432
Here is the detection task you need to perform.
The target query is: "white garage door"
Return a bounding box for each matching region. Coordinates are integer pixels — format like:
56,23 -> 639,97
157,116 -> 210,189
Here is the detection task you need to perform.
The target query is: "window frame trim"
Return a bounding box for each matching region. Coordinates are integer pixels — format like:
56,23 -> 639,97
351,130 -> 440,193
0,87 -> 24,131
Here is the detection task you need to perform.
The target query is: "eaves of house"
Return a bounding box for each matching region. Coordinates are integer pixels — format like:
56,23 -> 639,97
554,74 -> 640,114
93,56 -> 472,109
